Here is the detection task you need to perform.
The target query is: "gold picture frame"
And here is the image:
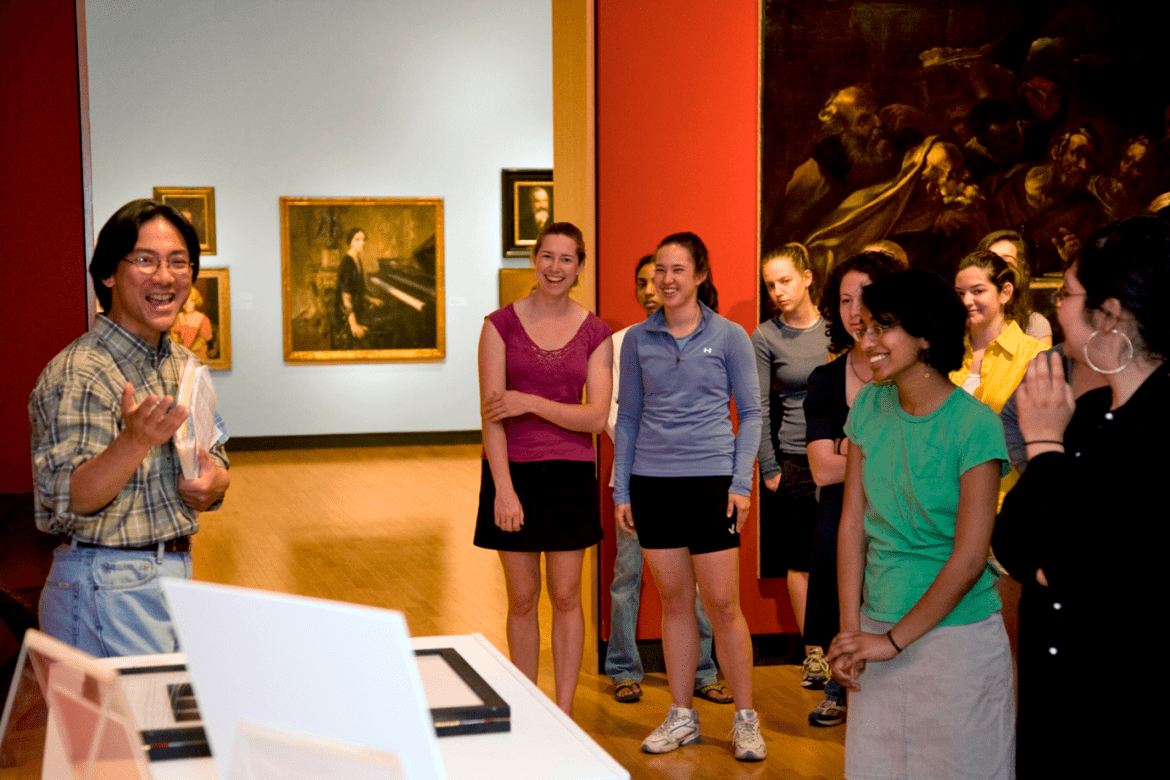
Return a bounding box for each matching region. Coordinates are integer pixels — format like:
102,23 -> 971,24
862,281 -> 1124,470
153,186 -> 216,255
280,197 -> 445,364
498,267 -> 589,308
169,267 -> 231,371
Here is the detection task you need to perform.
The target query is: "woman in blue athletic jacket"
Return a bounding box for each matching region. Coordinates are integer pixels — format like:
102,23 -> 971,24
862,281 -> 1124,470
612,232 -> 766,762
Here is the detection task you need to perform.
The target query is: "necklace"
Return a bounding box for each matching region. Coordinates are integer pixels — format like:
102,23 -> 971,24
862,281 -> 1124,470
848,348 -> 864,382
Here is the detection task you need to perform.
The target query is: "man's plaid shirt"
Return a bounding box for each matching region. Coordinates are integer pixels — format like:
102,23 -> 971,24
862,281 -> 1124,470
30,315 -> 229,546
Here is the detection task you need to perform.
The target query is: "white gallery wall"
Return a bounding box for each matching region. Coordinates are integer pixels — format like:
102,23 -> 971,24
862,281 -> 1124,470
86,0 -> 552,437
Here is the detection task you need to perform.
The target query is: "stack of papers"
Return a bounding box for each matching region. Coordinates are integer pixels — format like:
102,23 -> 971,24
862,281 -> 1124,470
172,357 -> 217,479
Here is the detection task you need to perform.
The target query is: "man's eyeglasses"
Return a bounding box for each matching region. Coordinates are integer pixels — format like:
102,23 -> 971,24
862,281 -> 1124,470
1053,286 -> 1085,307
121,255 -> 192,275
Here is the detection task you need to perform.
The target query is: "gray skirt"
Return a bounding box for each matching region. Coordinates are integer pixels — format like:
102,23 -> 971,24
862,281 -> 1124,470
845,613 -> 1016,780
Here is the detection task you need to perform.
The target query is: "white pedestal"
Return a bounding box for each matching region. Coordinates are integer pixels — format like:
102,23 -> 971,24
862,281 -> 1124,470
43,633 -> 628,780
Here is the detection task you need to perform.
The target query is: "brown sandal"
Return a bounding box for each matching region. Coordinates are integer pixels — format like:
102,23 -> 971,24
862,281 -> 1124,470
694,681 -> 733,704
613,681 -> 643,702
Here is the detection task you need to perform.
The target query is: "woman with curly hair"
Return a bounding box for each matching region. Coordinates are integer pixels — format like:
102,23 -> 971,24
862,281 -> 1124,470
800,250 -> 905,728
828,270 -> 1015,779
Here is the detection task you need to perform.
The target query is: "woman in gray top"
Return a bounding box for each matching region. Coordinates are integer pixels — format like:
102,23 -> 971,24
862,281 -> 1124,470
751,242 -> 830,687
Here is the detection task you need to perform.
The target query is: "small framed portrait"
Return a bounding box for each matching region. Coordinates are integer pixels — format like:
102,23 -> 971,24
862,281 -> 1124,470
498,268 -> 589,309
153,186 -> 216,255
501,169 -> 553,257
280,196 -> 445,364
170,268 -> 231,370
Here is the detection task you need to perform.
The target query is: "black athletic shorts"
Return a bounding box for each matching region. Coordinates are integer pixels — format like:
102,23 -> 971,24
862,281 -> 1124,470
628,474 -> 739,555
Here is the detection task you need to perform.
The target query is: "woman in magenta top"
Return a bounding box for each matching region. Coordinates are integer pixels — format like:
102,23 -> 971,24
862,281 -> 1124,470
475,222 -> 612,716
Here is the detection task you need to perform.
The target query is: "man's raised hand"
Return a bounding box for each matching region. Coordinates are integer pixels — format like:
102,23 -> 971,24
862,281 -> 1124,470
120,382 -> 188,451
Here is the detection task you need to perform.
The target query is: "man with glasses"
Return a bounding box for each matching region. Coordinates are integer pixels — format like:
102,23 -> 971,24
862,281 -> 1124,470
30,199 -> 230,657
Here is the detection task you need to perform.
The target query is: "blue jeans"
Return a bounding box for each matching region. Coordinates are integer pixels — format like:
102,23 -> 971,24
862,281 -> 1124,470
38,542 -> 193,658
825,678 -> 846,703
604,527 -> 718,686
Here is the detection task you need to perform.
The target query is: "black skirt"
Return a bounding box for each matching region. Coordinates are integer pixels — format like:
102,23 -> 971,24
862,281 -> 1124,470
473,460 -> 603,552
758,453 -> 818,577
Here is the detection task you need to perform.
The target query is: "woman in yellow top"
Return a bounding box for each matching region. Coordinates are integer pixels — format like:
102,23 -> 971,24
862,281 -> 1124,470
950,249 -> 1048,415
950,249 -> 1047,677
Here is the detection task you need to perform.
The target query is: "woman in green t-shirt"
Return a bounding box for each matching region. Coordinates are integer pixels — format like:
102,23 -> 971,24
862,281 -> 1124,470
826,270 -> 1015,779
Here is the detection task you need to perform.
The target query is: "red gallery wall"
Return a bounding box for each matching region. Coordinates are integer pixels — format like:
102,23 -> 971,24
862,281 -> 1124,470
595,0 -> 795,639
0,0 -> 90,494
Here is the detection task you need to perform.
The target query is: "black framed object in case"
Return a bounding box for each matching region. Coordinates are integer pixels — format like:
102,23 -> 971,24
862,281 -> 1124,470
117,663 -> 212,762
414,648 -> 510,736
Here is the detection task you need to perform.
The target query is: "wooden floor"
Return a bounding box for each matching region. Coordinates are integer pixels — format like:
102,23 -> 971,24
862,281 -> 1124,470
0,443 -> 844,780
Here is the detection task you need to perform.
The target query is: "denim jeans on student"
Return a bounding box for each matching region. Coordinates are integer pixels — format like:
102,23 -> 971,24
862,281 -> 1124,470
604,526 -> 718,686
38,541 -> 193,658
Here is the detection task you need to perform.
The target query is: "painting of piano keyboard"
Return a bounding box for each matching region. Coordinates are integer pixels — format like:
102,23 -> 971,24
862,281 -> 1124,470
281,197 -> 445,363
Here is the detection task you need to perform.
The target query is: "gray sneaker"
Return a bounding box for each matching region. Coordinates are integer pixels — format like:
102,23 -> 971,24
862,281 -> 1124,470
729,708 -> 767,761
808,695 -> 846,727
641,705 -> 701,754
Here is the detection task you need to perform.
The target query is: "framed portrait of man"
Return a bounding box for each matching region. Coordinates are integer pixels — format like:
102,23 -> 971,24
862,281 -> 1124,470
501,169 -> 553,257
280,197 -> 445,364
153,186 -> 216,255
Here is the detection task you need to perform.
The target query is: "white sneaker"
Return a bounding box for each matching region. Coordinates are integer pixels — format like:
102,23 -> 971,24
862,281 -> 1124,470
729,708 -> 766,761
641,704 -> 701,754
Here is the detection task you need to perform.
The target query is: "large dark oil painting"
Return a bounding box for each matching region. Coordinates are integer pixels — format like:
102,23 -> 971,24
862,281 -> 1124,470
760,0 -> 1170,310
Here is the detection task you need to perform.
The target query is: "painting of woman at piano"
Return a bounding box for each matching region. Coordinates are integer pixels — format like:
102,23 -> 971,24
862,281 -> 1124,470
281,197 -> 446,363
333,227 -> 388,349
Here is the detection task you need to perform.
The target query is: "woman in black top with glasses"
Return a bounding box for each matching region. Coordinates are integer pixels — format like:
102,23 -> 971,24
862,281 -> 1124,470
993,216 -> 1170,777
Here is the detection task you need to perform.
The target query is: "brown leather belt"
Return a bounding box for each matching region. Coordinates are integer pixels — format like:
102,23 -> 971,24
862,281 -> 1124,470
74,537 -> 192,553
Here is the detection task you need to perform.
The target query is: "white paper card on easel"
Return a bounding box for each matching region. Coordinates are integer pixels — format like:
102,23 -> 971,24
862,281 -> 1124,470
161,579 -> 445,780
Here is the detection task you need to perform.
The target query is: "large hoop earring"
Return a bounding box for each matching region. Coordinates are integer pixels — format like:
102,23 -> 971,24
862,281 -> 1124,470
1082,329 -> 1133,375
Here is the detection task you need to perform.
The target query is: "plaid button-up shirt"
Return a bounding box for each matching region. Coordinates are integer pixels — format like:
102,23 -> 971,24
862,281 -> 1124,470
30,315 -> 229,546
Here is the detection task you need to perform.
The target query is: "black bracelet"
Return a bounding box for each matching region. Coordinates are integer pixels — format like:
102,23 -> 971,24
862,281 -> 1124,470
886,630 -> 903,653
1023,439 -> 1064,447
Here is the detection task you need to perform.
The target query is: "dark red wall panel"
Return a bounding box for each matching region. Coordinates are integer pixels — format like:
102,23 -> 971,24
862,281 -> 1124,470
0,0 -> 89,493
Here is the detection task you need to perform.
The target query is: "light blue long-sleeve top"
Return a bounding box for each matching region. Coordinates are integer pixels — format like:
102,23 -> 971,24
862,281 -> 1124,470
612,303 -> 762,505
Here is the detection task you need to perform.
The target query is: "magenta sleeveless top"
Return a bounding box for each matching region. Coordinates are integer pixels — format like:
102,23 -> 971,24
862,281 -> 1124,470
485,304 -> 611,462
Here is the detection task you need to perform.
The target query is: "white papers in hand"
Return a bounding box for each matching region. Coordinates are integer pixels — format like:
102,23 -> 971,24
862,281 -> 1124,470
173,357 -> 218,479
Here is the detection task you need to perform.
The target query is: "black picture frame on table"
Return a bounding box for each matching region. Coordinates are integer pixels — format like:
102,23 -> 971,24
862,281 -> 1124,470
414,648 -> 510,736
501,169 -> 553,257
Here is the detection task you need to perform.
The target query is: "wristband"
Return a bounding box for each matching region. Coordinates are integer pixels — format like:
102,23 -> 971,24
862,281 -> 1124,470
886,630 -> 903,653
1023,440 -> 1064,447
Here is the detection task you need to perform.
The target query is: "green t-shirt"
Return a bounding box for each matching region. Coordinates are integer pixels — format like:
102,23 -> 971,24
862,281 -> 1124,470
843,383 -> 1009,626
